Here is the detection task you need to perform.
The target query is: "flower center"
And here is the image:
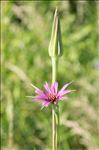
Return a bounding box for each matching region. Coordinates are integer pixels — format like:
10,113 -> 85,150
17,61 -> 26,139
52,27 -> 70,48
48,94 -> 57,103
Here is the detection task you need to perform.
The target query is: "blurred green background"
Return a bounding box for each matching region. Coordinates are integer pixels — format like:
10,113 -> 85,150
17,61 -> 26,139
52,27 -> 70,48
1,0 -> 99,150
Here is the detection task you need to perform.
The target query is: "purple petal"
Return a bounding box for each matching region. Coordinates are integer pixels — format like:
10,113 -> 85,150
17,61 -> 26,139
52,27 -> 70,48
42,101 -> 51,107
35,89 -> 48,99
35,89 -> 44,94
58,90 -> 72,97
57,96 -> 68,101
44,82 -> 51,93
51,82 -> 58,93
58,82 -> 72,95
32,96 -> 47,101
54,82 -> 58,93
31,84 -> 45,95
31,84 -> 45,97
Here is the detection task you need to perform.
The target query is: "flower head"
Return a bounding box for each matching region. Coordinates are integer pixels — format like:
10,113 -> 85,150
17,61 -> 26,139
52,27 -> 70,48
31,81 -> 73,107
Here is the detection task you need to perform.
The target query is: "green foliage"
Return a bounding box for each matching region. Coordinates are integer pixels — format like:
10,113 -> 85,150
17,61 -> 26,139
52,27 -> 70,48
1,1 -> 99,150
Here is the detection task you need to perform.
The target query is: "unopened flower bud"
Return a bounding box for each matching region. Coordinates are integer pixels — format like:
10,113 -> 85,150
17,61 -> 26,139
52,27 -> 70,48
48,8 -> 63,57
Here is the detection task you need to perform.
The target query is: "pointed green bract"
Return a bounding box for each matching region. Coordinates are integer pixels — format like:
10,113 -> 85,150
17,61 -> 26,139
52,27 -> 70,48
49,8 -> 63,58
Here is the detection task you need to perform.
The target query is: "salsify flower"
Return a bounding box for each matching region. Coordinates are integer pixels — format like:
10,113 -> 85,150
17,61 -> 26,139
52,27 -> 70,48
31,81 -> 73,107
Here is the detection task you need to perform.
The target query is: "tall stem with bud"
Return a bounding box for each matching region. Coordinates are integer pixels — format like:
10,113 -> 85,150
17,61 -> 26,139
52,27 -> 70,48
49,9 -> 62,150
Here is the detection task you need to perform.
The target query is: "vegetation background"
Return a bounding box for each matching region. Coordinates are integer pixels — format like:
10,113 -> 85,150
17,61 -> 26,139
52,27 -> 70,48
1,0 -> 99,150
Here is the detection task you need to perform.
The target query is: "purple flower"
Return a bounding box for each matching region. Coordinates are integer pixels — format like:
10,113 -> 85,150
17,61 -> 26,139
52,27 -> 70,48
31,81 -> 73,107
95,62 -> 99,69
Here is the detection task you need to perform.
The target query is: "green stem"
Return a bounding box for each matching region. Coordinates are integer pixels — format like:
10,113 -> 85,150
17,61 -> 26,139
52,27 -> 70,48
56,104 -> 60,149
51,57 -> 60,150
52,57 -> 57,83
52,105 -> 56,150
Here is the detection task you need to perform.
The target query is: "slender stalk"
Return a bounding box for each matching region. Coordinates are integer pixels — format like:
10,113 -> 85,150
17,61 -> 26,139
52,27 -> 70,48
52,57 -> 57,150
56,104 -> 60,149
52,57 -> 60,150
52,57 -> 57,83
49,8 -> 62,150
52,105 -> 56,150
